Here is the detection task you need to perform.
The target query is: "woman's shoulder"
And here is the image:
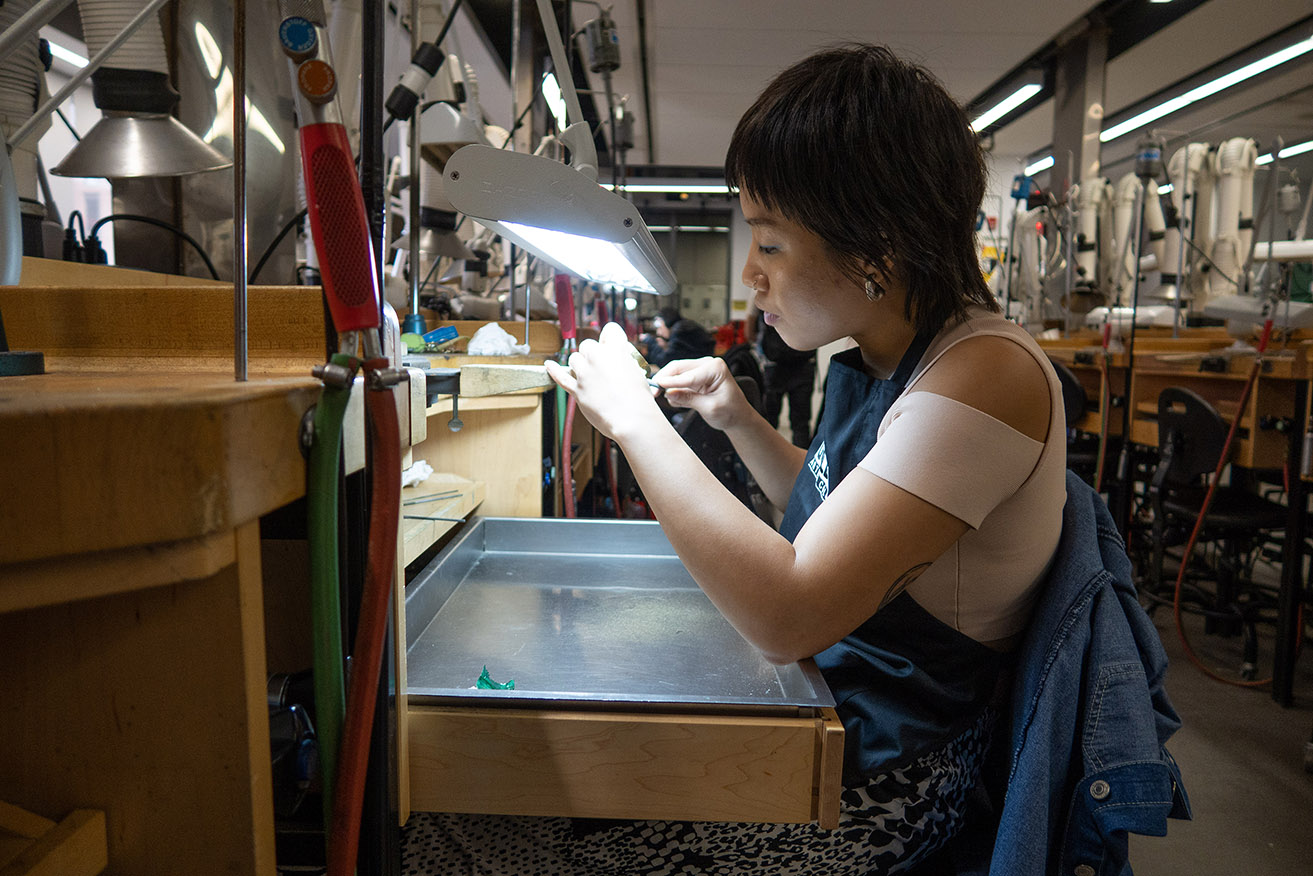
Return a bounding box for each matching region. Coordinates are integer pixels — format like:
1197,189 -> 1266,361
908,312 -> 1053,443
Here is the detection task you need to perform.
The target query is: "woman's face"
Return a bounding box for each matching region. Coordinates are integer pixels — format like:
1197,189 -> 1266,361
739,191 -> 870,352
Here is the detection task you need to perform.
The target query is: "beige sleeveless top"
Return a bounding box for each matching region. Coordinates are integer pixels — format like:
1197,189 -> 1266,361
856,309 -> 1067,641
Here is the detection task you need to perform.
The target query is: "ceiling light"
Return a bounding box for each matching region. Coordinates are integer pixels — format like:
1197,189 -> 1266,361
1025,155 -> 1055,175
44,38 -> 87,68
1255,139 -> 1313,165
541,72 -> 568,131
1100,33 -> 1313,143
971,83 -> 1042,132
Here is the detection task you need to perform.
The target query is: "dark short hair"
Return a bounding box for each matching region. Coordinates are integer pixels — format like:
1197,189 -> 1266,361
657,306 -> 681,327
725,44 -> 997,336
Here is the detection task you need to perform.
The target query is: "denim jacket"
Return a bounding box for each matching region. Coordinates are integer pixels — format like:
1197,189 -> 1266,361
984,471 -> 1192,875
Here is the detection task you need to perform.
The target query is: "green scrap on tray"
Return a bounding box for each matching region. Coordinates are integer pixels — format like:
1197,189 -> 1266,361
476,665 -> 515,690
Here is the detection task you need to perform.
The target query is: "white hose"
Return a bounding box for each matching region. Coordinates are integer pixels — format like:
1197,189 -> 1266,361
1113,173 -> 1143,305
1160,143 -> 1210,300
1142,179 -> 1166,268
77,0 -> 168,73
1208,137 -> 1257,303
0,0 -> 46,201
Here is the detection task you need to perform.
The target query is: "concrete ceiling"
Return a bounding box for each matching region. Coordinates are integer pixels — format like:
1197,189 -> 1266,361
565,0 -> 1313,183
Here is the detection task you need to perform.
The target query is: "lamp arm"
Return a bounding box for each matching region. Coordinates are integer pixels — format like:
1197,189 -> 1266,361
533,0 -> 598,178
9,0 -> 172,149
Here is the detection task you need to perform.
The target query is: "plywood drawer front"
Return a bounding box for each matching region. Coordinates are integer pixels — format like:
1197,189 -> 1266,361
408,705 -> 841,826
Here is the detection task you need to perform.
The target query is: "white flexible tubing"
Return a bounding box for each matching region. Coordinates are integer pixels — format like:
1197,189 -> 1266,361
76,0 -> 168,73
1208,137 -> 1257,302
1143,178 -> 1166,267
1160,143 -> 1208,298
1074,178 -> 1101,287
0,0 -> 45,201
1113,173 -> 1142,305
1013,206 -> 1043,323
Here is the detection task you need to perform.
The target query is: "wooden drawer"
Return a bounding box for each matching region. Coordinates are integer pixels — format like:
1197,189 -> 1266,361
407,704 -> 844,829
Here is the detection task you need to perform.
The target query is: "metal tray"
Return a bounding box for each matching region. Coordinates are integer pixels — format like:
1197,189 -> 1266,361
405,517 -> 834,712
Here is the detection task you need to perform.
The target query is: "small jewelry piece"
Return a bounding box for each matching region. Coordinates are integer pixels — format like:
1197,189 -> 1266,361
864,275 -> 885,302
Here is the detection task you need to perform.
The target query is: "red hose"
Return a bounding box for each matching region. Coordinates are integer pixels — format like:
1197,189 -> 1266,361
328,359 -> 402,876
1170,320 -> 1285,688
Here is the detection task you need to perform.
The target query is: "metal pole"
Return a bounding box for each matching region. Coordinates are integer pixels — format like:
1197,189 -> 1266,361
1172,159 -> 1191,336
407,0 -> 422,328
233,0 -> 248,381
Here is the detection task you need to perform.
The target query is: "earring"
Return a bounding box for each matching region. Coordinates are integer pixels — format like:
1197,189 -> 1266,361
864,274 -> 885,302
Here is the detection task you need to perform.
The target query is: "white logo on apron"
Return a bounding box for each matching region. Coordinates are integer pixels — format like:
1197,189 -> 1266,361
808,440 -> 829,502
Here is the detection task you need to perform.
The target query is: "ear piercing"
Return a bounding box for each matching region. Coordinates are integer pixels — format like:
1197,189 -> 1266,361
864,274 -> 885,302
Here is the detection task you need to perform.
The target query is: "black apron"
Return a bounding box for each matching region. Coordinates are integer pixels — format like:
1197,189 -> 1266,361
779,337 -> 1005,784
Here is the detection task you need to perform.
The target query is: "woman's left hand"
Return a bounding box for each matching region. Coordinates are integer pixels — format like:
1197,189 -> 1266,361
545,322 -> 664,441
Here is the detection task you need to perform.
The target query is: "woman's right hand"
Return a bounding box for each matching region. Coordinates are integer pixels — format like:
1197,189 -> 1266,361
654,357 -> 751,432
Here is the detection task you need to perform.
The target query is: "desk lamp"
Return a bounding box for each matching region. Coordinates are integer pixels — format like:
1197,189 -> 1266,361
442,0 -> 675,296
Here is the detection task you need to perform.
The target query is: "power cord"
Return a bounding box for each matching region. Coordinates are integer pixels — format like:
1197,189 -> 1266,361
250,208 -> 309,284
86,213 -> 221,280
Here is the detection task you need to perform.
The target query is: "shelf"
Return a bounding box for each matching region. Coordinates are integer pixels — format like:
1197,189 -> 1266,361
401,473 -> 485,567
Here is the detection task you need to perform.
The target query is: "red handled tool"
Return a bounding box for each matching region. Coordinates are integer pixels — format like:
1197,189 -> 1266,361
280,5 -> 401,874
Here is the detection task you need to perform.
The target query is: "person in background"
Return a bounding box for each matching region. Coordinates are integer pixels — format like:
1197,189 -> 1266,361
645,306 -> 715,368
746,299 -> 818,447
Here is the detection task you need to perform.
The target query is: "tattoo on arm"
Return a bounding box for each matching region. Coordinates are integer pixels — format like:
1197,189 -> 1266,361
878,562 -> 931,610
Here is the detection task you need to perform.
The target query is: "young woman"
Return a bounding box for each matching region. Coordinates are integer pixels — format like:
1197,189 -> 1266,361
404,44 -> 1066,875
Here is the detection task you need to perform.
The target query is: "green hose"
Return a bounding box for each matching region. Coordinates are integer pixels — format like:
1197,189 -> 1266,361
307,353 -> 355,831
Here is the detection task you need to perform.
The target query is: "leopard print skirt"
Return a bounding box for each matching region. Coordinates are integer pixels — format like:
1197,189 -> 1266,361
401,707 -> 993,876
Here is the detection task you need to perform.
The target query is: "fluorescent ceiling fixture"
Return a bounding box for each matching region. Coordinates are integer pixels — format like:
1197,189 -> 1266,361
445,144 -> 676,294
1159,183 -> 1174,194
541,72 -> 569,131
46,39 -> 87,68
1255,138 -> 1313,165
1025,155 -> 1055,175
971,83 -> 1042,132
603,183 -> 731,194
647,225 -> 728,232
1100,33 -> 1313,143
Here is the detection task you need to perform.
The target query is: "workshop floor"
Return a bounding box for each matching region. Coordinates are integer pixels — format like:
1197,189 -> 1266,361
1130,604 -> 1313,875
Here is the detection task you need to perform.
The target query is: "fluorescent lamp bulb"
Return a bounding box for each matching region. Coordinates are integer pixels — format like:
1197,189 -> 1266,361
1101,34 -> 1313,143
971,83 -> 1042,132
503,221 -> 659,292
1158,183 -> 1174,194
603,183 -> 731,195
646,225 -> 727,233
1025,155 -> 1055,175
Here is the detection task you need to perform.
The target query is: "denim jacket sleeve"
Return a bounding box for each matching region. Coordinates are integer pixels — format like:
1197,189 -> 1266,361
988,473 -> 1191,876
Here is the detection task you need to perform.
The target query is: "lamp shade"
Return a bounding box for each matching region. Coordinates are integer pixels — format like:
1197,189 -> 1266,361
444,144 -> 676,295
51,112 -> 231,178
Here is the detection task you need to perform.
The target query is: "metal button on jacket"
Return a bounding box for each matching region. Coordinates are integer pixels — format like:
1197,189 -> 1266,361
1089,779 -> 1111,800
1074,865 -> 1096,876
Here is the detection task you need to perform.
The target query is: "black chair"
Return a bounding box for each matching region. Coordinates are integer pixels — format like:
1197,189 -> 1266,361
1049,359 -> 1102,485
1147,386 -> 1287,676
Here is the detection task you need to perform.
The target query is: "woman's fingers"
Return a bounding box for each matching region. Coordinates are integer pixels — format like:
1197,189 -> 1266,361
544,359 -> 578,393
